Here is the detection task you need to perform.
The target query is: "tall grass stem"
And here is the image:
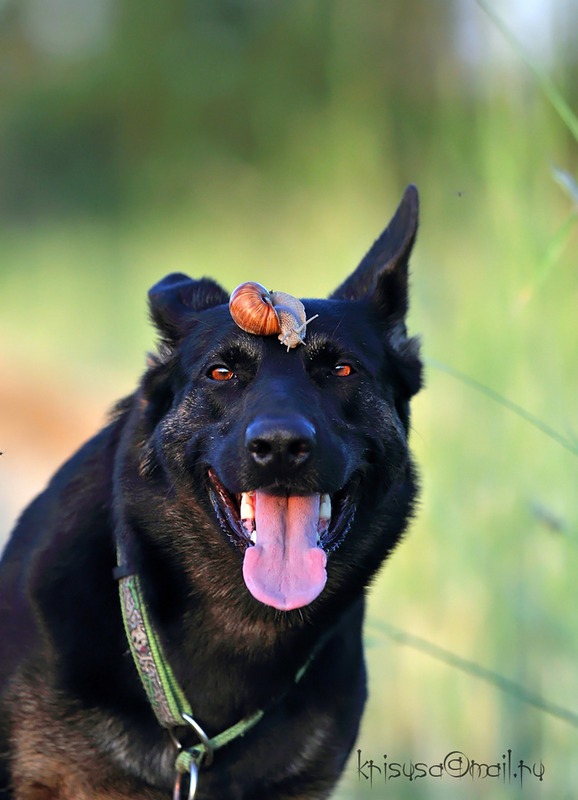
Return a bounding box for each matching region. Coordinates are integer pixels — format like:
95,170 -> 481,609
369,619 -> 578,728
476,0 -> 578,145
427,358 -> 578,458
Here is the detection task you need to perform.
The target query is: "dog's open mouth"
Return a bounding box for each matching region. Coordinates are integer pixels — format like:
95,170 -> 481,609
208,469 -> 357,611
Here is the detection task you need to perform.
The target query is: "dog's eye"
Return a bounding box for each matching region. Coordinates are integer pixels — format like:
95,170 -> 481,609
208,366 -> 236,381
331,363 -> 354,378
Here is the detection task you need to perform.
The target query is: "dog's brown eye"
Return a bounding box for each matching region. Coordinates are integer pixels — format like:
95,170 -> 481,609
209,366 -> 235,381
332,363 -> 353,378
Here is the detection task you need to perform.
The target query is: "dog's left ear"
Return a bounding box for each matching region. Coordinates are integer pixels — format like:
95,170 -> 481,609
330,184 -> 418,327
148,273 -> 229,344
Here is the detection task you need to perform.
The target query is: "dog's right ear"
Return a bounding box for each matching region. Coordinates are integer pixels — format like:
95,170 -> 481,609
331,186 -> 421,400
330,185 -> 419,327
148,273 -> 229,344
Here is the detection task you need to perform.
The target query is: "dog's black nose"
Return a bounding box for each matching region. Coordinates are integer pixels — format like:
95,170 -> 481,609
245,416 -> 316,471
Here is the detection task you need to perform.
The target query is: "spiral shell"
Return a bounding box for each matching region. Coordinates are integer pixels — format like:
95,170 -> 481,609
229,282 -> 318,350
229,281 -> 281,336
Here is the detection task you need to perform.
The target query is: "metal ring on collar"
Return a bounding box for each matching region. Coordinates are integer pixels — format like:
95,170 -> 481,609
180,713 -> 215,767
173,760 -> 200,800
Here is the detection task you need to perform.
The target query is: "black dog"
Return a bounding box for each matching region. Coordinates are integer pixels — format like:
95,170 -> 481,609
0,185 -> 422,799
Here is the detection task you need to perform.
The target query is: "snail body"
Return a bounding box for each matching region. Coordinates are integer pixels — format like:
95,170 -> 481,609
229,282 -> 318,350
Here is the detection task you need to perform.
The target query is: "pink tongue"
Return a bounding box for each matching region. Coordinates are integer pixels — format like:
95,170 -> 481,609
242,492 -> 327,611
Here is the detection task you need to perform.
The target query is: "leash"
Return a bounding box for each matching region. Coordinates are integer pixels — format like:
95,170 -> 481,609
114,564 -> 331,799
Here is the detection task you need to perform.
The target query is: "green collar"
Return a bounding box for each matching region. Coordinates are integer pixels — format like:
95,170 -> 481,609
115,568 -> 329,799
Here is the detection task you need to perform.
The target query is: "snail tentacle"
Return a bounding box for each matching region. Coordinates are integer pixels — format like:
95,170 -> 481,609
278,313 -> 320,351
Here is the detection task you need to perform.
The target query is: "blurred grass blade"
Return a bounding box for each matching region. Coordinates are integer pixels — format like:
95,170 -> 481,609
476,0 -> 578,144
519,169 -> 578,303
369,620 -> 578,728
427,358 -> 578,457
552,167 -> 578,206
532,208 -> 578,292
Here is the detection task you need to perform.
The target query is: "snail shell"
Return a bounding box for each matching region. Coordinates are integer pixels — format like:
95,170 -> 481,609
229,282 -> 317,350
229,281 -> 281,337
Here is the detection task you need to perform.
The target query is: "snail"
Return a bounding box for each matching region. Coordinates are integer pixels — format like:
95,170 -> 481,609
229,281 -> 318,350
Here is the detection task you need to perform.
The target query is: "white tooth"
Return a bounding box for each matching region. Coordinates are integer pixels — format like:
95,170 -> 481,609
240,492 -> 255,520
319,493 -> 331,521
250,530 -> 257,544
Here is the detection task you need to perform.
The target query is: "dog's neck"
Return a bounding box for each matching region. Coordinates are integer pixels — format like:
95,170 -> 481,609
113,506 -> 350,727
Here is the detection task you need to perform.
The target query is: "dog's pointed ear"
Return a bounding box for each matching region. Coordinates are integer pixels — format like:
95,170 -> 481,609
330,185 -> 419,326
148,273 -> 229,343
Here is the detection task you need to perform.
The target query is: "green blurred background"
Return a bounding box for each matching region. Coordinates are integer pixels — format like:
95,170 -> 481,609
1,1 -> 577,797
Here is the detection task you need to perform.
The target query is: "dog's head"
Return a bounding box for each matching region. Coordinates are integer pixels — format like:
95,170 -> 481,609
118,186 -> 422,614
